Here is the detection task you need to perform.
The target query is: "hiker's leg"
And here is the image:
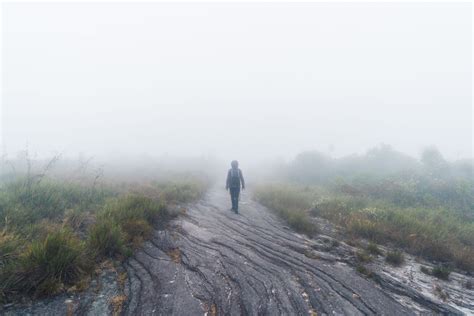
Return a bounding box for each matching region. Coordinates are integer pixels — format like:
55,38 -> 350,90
230,188 -> 237,210
234,188 -> 240,211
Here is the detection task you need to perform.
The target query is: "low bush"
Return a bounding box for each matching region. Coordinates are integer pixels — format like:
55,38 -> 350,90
356,251 -> 373,263
356,264 -> 373,277
366,242 -> 382,256
286,210 -> 316,237
87,195 -> 169,260
432,265 -> 451,280
254,184 -> 316,236
87,219 -> 128,258
1,229 -> 90,299
385,250 -> 404,266
0,233 -> 22,269
100,195 -> 168,227
154,178 -> 208,203
254,184 -> 316,212
420,265 -> 451,280
121,219 -> 153,247
0,179 -> 111,232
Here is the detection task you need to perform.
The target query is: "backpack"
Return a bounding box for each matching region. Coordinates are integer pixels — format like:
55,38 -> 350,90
230,168 -> 241,188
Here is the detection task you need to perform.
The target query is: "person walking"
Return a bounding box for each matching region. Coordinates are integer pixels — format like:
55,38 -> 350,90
226,160 -> 245,213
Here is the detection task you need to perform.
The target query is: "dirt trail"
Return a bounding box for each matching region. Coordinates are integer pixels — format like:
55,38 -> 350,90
122,187 -> 466,315
4,187 -> 470,315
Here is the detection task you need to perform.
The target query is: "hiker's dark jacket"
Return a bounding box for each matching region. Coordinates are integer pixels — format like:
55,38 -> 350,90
226,168 -> 245,189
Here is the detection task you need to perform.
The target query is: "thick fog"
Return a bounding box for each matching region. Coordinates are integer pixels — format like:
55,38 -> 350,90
1,2 -> 472,165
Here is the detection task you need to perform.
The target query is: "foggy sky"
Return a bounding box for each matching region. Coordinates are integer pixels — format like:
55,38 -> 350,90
1,2 -> 472,164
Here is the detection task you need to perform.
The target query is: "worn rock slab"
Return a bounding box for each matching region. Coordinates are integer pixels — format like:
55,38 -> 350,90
122,188 -> 445,315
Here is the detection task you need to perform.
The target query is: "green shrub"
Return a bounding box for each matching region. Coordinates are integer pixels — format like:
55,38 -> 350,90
286,210 -> 316,237
432,265 -> 451,280
87,219 -> 127,259
153,178 -> 208,203
253,185 -> 316,236
64,208 -> 89,231
367,242 -> 382,256
0,179 -> 111,231
254,184 -> 315,212
88,195 -> 168,258
421,264 -> 451,281
386,250 -> 404,266
121,219 -> 153,247
356,264 -> 373,277
0,233 -> 22,269
356,251 -> 373,263
1,229 -> 89,298
100,195 -> 167,226
27,229 -> 88,281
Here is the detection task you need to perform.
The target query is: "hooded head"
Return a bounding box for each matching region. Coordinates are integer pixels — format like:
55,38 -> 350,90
231,160 -> 239,169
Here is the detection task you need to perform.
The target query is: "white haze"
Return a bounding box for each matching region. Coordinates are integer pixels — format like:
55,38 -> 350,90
1,2 -> 472,166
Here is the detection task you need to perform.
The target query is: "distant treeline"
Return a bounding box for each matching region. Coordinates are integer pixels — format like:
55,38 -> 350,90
284,144 -> 473,184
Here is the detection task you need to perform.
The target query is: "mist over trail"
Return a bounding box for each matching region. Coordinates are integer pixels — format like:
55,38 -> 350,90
0,2 -> 473,315
2,2 -> 472,161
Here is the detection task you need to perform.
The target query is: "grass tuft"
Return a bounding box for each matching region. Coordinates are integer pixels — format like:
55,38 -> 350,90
431,265 -> 451,280
87,220 -> 128,259
420,265 -> 451,280
1,229 -> 90,298
356,251 -> 373,263
385,250 -> 404,266
253,185 -> 317,237
356,264 -> 373,277
366,242 -> 382,256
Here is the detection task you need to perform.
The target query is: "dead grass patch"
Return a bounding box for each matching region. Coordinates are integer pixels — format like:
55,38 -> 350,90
110,294 -> 127,316
167,248 -> 182,264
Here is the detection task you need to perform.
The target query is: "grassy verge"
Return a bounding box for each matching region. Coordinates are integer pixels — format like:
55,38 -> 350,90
0,175 -> 208,302
253,184 -> 318,236
254,183 -> 474,272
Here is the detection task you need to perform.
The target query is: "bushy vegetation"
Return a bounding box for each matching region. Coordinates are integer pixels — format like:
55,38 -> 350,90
2,229 -> 91,298
254,145 -> 474,272
420,264 -> 451,280
356,250 -> 373,263
0,160 -> 208,303
153,178 -> 208,203
89,195 -> 168,258
431,265 -> 451,280
366,242 -> 382,256
0,179 -> 111,232
253,185 -> 317,236
385,250 -> 405,266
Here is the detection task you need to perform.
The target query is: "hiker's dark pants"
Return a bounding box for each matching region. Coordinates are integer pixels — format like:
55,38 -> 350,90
229,187 -> 240,210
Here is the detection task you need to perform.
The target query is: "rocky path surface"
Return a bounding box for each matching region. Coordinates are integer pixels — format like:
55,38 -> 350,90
4,187 -> 471,315
122,187 -> 466,316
